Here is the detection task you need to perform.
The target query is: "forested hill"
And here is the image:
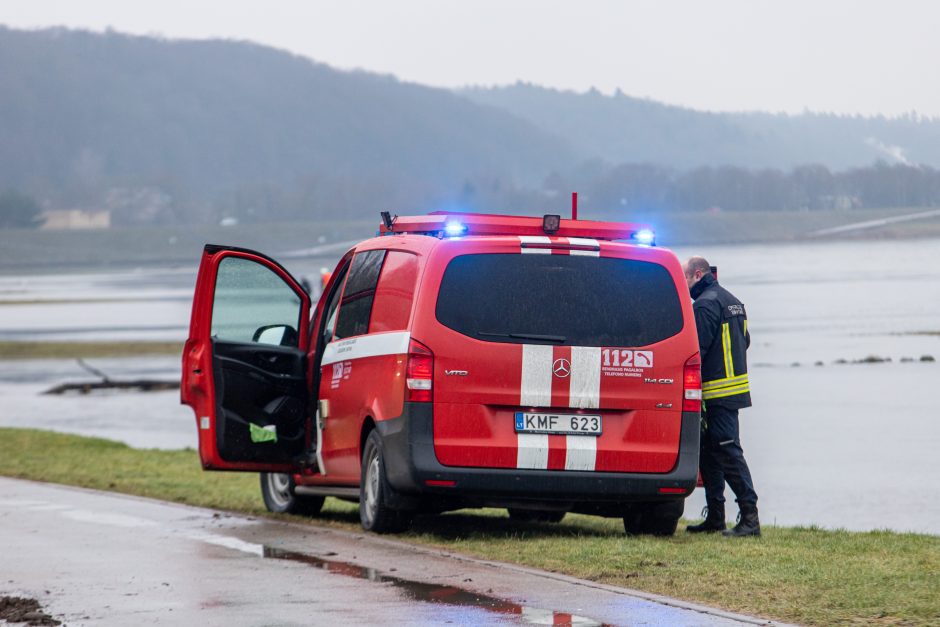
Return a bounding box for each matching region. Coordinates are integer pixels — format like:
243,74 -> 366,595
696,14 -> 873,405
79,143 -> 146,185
462,84 -> 940,170
0,27 -> 573,222
2,26 -> 940,227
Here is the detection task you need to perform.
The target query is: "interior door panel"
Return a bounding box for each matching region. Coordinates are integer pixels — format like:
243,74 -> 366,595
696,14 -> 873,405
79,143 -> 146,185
212,339 -> 308,463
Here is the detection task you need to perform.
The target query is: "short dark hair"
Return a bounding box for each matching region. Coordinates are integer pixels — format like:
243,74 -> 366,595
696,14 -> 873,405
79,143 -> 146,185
686,256 -> 711,277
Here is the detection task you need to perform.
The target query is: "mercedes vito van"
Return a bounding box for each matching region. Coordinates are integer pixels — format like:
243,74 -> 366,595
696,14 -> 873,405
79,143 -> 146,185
181,212 -> 701,534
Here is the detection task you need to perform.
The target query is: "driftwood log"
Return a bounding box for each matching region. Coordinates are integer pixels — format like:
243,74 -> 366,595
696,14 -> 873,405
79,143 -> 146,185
42,358 -> 180,395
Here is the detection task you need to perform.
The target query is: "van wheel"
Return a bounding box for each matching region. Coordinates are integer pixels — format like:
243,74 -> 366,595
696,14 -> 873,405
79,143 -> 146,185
260,473 -> 325,516
360,430 -> 412,534
622,500 -> 684,536
507,508 -> 566,523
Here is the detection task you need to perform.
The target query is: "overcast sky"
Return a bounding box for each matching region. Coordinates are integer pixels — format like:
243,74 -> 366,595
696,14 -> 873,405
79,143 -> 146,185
4,0 -> 938,117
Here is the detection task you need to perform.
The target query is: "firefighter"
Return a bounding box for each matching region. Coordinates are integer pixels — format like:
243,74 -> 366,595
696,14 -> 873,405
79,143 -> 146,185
683,257 -> 761,537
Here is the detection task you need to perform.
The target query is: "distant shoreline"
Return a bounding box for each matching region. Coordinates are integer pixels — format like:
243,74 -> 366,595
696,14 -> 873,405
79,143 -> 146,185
2,207 -> 940,274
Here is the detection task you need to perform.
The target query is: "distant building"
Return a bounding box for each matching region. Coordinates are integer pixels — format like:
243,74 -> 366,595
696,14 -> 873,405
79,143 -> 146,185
41,209 -> 111,230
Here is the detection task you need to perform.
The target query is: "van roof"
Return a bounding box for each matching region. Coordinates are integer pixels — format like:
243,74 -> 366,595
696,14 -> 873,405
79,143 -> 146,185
378,212 -> 656,244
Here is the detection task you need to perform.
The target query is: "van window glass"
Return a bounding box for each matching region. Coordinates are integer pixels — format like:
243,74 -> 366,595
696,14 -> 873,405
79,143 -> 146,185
319,263 -> 349,347
436,254 -> 683,347
334,249 -> 386,339
369,251 -> 419,333
211,257 -> 302,345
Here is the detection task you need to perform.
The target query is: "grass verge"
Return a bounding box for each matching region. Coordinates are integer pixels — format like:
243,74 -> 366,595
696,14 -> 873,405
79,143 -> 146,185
0,341 -> 183,360
1,428 -> 936,626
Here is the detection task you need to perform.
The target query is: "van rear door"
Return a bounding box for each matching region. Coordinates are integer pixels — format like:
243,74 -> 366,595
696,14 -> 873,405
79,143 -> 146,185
420,238 -> 696,474
181,245 -> 312,472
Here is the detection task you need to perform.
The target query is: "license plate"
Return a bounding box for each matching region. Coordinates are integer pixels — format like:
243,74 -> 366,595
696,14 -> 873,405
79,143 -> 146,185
514,412 -> 602,436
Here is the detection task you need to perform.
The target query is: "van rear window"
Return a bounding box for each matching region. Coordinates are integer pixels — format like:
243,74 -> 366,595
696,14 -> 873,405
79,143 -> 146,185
435,254 -> 683,347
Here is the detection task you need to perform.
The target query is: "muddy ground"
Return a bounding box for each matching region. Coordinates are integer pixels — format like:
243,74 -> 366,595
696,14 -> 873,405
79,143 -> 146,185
0,596 -> 60,626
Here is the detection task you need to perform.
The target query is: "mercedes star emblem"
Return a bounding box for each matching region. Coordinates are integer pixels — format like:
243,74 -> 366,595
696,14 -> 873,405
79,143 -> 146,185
552,358 -> 571,378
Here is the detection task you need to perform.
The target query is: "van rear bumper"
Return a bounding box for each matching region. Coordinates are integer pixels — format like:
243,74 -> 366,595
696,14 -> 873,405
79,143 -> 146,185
376,403 -> 700,505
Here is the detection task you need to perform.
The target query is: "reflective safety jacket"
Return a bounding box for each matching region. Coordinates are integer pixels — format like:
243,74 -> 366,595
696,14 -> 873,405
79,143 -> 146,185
690,274 -> 751,410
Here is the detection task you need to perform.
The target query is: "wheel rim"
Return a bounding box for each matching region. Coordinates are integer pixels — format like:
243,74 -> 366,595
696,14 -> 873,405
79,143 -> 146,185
363,451 -> 380,526
266,473 -> 293,509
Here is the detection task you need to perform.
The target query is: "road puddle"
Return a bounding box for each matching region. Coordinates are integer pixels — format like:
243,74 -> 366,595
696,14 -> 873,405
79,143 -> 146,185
263,546 -> 607,626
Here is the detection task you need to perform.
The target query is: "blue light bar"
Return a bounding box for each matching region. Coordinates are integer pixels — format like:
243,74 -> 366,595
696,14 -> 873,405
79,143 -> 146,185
632,229 -> 655,246
444,220 -> 467,237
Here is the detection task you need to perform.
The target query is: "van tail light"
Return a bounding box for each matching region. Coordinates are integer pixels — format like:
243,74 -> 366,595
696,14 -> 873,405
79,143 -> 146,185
406,339 -> 434,402
683,353 -> 702,413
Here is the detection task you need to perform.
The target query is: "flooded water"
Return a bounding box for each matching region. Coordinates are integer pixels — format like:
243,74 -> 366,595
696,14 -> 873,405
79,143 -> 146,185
671,238 -> 940,534
0,357 -> 193,449
1,238 -> 938,534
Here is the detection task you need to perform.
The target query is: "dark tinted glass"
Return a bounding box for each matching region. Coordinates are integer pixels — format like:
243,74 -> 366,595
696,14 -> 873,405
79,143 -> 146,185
436,254 -> 683,347
318,262 -> 348,346
335,250 -> 386,339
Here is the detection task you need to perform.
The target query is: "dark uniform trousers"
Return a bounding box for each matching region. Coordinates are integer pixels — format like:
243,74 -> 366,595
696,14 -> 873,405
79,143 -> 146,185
700,404 -> 758,506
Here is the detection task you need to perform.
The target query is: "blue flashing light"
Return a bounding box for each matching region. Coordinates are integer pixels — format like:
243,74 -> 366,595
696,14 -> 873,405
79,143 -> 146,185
444,220 -> 467,237
632,229 -> 656,246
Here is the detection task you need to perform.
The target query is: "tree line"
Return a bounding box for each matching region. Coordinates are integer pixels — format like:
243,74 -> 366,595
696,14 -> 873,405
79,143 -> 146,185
450,161 -> 940,218
5,161 -> 940,228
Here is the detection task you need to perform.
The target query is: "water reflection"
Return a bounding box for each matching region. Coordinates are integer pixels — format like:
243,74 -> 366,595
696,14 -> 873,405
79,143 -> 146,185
263,546 -> 607,626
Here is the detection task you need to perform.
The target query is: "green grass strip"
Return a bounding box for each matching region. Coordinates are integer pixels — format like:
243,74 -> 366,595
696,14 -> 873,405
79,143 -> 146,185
0,428 -> 936,626
0,341 -> 183,360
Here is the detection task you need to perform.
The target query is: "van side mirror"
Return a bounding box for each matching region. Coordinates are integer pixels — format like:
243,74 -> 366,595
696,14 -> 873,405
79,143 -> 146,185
253,324 -> 298,347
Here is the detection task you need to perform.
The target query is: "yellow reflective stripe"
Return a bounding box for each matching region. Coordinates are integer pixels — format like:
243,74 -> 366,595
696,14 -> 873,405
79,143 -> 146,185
744,319 -> 748,336
703,383 -> 749,398
702,374 -> 749,390
703,383 -> 750,400
721,322 -> 734,378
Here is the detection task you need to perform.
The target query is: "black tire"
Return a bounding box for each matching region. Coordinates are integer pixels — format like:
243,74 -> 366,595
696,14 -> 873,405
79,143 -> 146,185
359,430 -> 412,534
507,508 -> 566,523
259,472 -> 325,516
622,500 -> 684,536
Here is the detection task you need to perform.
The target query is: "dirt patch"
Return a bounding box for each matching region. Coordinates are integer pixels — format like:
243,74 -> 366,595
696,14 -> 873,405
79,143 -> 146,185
0,596 -> 60,626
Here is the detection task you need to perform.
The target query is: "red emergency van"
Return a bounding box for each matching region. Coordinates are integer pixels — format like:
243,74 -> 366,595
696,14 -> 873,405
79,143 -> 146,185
181,213 -> 702,534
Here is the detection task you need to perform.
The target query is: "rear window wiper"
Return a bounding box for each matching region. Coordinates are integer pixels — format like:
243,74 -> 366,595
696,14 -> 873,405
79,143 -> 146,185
478,331 -> 567,344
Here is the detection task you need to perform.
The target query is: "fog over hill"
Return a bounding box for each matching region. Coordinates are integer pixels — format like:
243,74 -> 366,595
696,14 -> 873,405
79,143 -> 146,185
2,26 -> 939,226
462,84 -> 940,170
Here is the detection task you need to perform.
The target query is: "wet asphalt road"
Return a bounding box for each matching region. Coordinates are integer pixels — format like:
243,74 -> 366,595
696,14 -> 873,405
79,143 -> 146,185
0,478 -> 786,626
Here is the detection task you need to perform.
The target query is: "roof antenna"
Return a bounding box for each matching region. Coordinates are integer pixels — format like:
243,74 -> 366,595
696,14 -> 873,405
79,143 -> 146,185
380,211 -> 393,230
571,192 -> 578,221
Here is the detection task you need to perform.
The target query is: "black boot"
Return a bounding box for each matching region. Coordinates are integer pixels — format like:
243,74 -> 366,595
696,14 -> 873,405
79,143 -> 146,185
723,502 -> 761,537
687,502 -> 726,533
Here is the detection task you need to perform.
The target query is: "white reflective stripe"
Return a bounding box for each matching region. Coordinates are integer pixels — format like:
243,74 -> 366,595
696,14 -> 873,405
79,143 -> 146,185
320,331 -> 411,366
518,344 -> 552,469
569,346 -> 601,408
566,237 -> 600,257
564,435 -> 597,471
520,344 -> 553,407
519,235 -> 552,254
516,433 -> 550,469
520,607 -> 555,623
521,607 -> 601,626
